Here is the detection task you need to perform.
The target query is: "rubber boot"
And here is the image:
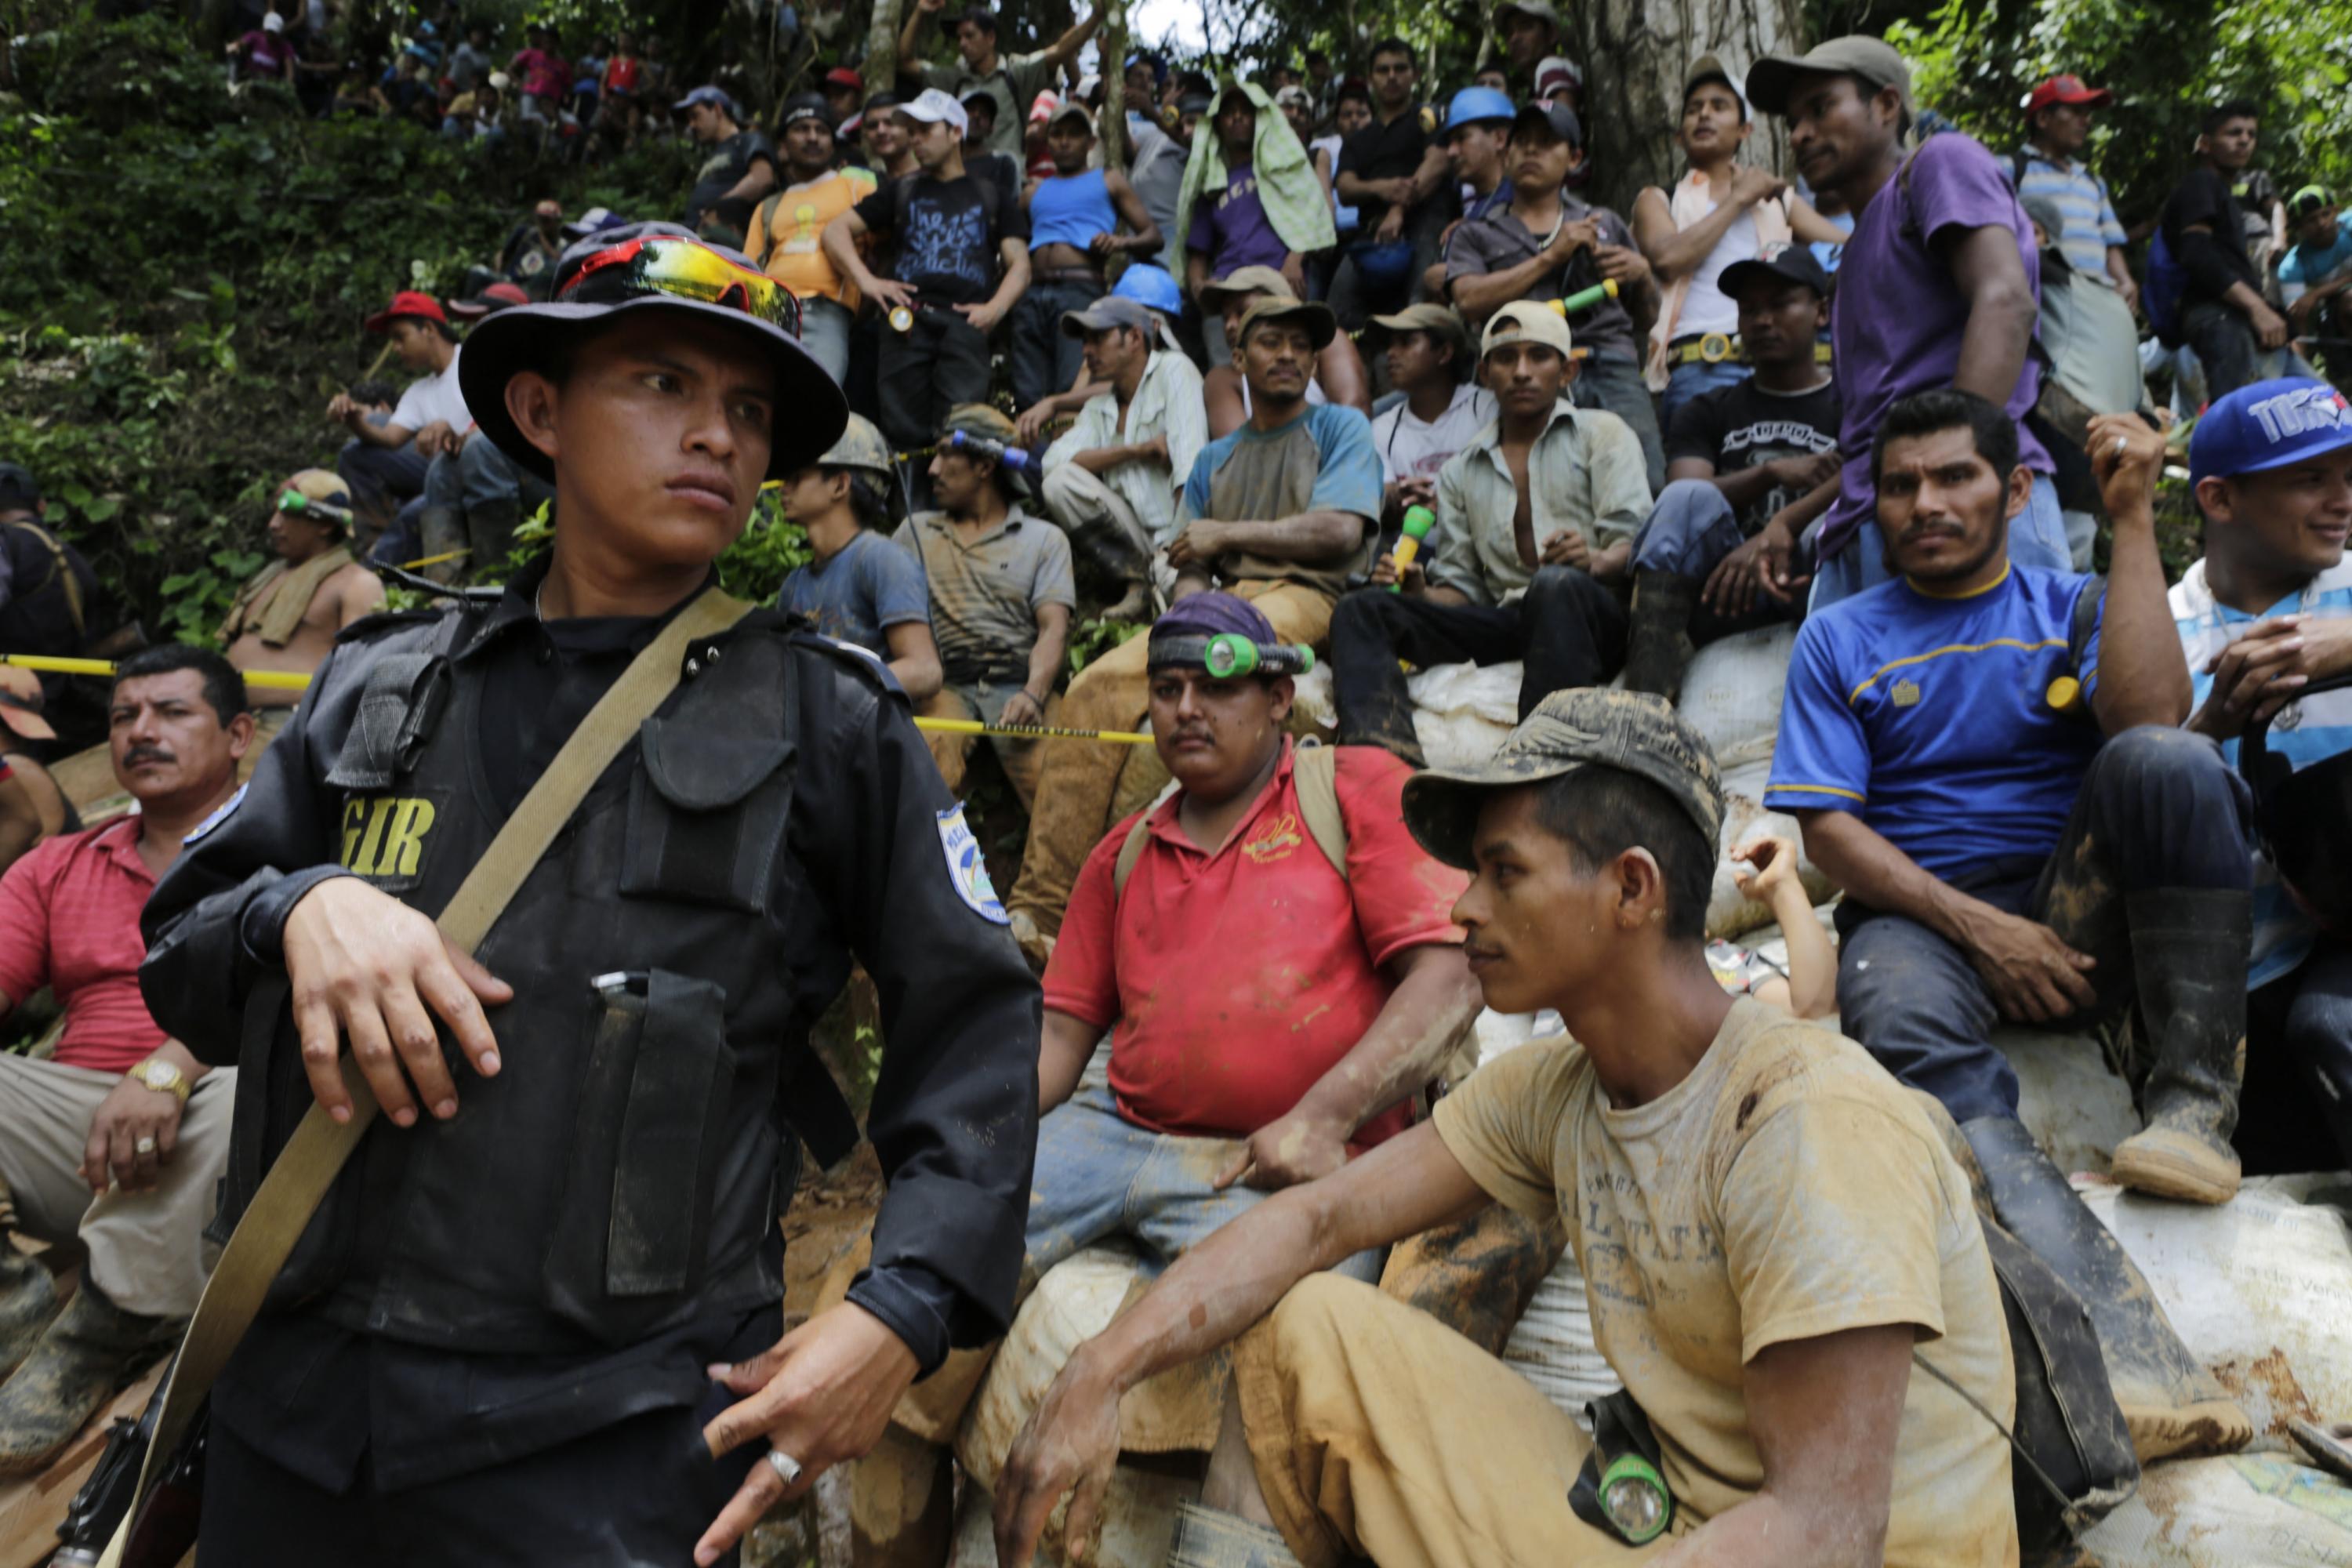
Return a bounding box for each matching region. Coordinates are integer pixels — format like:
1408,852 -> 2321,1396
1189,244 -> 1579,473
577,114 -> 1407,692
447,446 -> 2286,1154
0,1279 -> 182,1478
1165,1501 -> 1304,1568
465,499 -> 524,582
1618,569 -> 1700,702
1958,1116 -> 2252,1464
2109,889 -> 2251,1205
0,1181 -> 57,1385
416,504 -> 466,584
1074,520 -> 1156,623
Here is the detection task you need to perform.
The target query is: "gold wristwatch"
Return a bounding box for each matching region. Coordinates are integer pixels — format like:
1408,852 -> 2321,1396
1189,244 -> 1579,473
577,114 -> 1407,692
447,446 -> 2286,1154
126,1057 -> 192,1105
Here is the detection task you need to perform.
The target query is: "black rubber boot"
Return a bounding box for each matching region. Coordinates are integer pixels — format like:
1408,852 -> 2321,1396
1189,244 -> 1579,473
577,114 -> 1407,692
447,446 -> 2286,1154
0,1278 -> 182,1478
1619,569 -> 1700,702
1958,1116 -> 2251,1464
1165,1501 -> 1304,1568
416,504 -> 465,584
0,1199 -> 56,1386
2110,889 -> 2252,1205
465,499 -> 524,582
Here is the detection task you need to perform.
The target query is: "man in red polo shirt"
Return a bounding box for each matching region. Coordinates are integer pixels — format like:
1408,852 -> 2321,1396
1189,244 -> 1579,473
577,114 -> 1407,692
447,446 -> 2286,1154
0,646 -> 252,1473
851,591 -> 1480,1558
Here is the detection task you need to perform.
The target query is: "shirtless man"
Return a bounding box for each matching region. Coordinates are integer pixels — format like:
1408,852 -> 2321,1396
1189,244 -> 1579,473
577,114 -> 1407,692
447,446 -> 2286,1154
219,470 -> 387,744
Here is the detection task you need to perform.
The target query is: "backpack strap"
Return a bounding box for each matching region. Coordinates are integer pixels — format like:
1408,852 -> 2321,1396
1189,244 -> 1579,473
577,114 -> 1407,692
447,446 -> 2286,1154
1290,741 -> 1348,881
1110,811 -> 1154,898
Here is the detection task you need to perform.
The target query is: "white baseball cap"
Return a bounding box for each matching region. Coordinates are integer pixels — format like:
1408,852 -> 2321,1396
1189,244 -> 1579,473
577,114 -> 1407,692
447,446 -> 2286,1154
896,87 -> 971,136
262,11 -> 284,30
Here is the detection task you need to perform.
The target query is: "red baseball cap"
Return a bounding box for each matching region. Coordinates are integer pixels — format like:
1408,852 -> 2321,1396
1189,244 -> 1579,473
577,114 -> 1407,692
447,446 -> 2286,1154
364,289 -> 452,333
824,66 -> 862,92
2025,74 -> 2111,115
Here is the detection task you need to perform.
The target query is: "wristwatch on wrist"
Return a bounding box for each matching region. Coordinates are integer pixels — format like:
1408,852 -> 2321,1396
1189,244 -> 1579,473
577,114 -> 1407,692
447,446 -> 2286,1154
126,1057 -> 192,1105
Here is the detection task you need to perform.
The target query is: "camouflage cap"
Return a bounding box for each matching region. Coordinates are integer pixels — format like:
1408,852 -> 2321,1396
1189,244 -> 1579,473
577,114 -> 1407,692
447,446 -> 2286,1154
1400,688 -> 1725,871
815,412 -> 895,484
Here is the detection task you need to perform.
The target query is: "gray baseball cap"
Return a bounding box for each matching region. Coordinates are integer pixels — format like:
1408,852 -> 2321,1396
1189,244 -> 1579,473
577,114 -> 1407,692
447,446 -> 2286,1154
1401,688 -> 1726,870
1061,296 -> 1155,339
1744,36 -> 1911,118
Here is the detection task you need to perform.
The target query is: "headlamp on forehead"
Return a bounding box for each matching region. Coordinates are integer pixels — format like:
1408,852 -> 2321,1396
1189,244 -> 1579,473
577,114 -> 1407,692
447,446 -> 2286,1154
278,488 -> 354,524
1149,633 -> 1316,680
913,427 -> 1037,474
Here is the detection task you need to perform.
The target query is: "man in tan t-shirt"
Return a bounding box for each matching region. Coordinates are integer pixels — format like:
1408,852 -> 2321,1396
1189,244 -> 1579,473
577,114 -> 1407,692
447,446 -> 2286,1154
993,688 -> 2018,1568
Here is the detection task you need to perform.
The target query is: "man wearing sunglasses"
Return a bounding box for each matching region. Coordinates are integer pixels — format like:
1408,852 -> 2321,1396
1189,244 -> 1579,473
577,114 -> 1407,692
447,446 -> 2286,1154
139,222 -> 1041,1567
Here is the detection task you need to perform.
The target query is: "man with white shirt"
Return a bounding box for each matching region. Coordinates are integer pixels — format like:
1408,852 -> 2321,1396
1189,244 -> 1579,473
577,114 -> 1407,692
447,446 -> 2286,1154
1363,303 -> 1491,529
1040,296 -> 1209,620
328,291 -> 469,548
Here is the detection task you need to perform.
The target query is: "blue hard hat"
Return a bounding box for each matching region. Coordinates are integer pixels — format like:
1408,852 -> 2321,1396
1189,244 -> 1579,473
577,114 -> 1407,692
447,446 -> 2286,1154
1112,263 -> 1184,314
1445,86 -> 1516,133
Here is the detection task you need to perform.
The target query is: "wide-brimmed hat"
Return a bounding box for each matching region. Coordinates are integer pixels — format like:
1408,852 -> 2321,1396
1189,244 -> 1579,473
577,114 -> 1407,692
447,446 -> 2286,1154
457,221 -> 845,483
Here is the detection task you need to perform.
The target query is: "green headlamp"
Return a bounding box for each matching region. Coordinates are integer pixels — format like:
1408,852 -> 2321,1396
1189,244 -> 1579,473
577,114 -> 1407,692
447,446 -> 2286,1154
1597,1454 -> 1671,1544
1148,632 -> 1316,680
278,488 -> 355,524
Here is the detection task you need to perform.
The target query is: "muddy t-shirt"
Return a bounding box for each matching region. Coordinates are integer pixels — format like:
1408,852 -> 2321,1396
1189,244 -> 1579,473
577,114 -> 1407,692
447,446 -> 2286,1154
1434,1001 -> 2019,1566
1174,404 -> 1383,597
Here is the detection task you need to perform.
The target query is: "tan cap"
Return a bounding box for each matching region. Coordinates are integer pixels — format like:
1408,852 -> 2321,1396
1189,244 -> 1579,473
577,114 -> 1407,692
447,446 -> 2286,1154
281,468 -> 351,507
1367,303 -> 1472,355
1744,36 -> 1911,118
1238,297 -> 1337,351
1480,299 -> 1573,360
0,667 -> 55,742
1199,265 -> 1296,310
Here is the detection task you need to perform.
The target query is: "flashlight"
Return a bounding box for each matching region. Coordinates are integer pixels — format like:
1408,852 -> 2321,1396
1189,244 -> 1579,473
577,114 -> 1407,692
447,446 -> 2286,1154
1388,506 -> 1434,592
1548,278 -> 1621,317
1597,1454 -> 1671,1544
1202,633 -> 1315,679
278,488 -> 355,524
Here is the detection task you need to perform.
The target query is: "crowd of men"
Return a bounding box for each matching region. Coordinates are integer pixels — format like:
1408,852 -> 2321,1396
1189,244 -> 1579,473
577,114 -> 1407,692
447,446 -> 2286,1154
0,9 -> 2349,1566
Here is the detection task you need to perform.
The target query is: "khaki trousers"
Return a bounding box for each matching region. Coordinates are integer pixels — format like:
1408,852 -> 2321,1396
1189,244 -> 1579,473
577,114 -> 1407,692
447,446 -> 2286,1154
920,684 -> 1060,811
1234,1275 -> 1675,1568
1005,579 -> 1336,938
0,1054 -> 234,1317
1039,463 -> 1159,564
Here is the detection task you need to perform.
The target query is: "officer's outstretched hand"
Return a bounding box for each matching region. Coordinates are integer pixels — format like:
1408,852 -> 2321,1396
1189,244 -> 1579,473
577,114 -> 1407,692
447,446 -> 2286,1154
695,1301 -> 919,1565
282,875 -> 514,1128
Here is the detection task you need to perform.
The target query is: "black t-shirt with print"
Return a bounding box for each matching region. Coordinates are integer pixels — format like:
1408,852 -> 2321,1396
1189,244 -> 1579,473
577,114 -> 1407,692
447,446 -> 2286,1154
853,172 -> 1029,307
686,129 -> 779,234
1664,378 -> 1841,537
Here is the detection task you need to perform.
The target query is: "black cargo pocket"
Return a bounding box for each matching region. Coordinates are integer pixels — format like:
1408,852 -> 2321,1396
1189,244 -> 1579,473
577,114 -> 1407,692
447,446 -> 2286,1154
544,969 -> 737,1345
618,716 -> 796,915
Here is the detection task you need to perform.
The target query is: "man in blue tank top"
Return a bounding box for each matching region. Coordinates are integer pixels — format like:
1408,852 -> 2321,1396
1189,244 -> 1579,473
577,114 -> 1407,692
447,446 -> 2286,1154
1011,103 -> 1163,415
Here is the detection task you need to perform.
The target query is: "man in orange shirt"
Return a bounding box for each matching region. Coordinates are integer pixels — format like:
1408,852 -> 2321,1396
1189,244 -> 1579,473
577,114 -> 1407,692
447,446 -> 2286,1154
747,92 -> 878,385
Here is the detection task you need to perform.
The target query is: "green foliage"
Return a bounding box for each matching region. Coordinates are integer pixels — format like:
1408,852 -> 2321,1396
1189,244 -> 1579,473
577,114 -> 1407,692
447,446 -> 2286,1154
1065,612 -> 1146,677
713,490 -> 815,603
1889,0 -> 2352,228
0,9 -> 695,646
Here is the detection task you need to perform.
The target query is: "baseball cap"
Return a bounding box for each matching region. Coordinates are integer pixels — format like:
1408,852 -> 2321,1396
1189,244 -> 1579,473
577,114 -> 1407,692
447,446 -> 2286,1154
1512,100 -> 1584,148
1274,84 -> 1312,111
896,87 -> 971,135
1480,299 -> 1573,360
1176,92 -> 1214,116
1495,0 -> 1562,31
1238,296 -> 1337,351
1061,296 -> 1154,339
2289,185 -> 2335,221
1716,241 -> 1832,300
781,91 -> 831,128
1534,56 -> 1583,96
1445,85 -> 1516,134
1366,302 -> 1472,358
1401,689 -> 1726,872
2188,378 -> 2352,488
812,413 -> 895,485
0,464 -> 38,514
673,84 -> 736,115
363,290 -> 451,334
1745,36 -> 1911,118
2024,74 -> 2111,116
563,205 -> 627,239
445,281 -> 532,320
261,11 -> 283,30
459,222 -> 845,484
824,66 -> 864,92
1683,52 -> 1748,118
1047,100 -> 1094,134
0,669 -> 55,742
1199,264 -> 1297,311
275,468 -> 355,534
2020,194 -> 2067,245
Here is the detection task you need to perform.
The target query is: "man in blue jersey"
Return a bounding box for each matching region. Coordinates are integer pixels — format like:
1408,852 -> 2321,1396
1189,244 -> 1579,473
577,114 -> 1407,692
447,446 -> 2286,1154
1767,388 -> 2258,1460
2170,378 -> 2352,1171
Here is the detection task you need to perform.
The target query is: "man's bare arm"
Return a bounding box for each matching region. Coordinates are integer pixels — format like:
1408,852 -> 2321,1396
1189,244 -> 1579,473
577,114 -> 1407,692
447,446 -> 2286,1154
993,1123 -> 1494,1566
723,158 -> 778,206
2084,414 -> 2191,731
1038,1008 -> 1102,1113
1219,943 -> 1482,1189
1173,510 -> 1366,565
882,619 -> 943,704
1653,1324 -> 1914,1568
1942,225 -> 2038,416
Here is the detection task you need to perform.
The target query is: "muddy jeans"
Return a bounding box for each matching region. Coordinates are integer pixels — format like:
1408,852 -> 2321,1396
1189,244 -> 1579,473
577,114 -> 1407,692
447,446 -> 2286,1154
1233,1274 -> 1668,1568
1835,726 -> 2255,1125
1006,579 -> 1336,938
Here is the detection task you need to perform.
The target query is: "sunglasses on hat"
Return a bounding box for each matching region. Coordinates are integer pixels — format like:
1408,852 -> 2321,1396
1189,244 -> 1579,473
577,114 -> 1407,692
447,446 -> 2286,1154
558,234 -> 802,338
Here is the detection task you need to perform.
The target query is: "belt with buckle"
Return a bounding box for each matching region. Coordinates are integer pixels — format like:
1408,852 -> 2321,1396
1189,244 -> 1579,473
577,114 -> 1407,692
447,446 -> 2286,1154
1669,332 -> 1743,366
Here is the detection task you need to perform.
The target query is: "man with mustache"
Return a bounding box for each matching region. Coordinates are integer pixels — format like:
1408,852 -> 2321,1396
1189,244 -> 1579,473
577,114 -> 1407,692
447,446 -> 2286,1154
0,648 -> 251,1473
137,223 -> 1040,1566
1766,388 -> 2258,1461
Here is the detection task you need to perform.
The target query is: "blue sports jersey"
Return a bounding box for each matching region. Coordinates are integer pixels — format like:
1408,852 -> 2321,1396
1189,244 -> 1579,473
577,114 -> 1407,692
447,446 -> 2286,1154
1766,564 -> 2103,880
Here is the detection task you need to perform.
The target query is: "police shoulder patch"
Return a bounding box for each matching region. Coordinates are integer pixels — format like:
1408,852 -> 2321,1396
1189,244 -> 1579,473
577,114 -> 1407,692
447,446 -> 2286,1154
182,783 -> 247,846
937,804 -> 1010,924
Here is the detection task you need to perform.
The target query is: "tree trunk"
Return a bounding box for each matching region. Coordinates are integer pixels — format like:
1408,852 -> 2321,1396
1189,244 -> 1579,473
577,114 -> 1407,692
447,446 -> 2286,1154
863,0 -> 902,100
1576,0 -> 1806,216
1098,0 -> 1127,171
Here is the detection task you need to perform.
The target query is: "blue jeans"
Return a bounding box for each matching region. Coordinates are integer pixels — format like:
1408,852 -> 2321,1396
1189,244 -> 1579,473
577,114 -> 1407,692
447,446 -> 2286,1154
1008,277 -> 1102,413
1659,358 -> 1751,432
1809,470 -> 2070,612
337,435 -> 431,536
1023,1083 -> 1385,1294
1629,480 -> 1804,643
799,295 -> 853,386
1570,355 -> 1667,494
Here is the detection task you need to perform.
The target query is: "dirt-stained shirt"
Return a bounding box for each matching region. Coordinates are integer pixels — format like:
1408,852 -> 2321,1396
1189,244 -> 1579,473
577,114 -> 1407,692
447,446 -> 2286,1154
1433,1001 -> 2018,1566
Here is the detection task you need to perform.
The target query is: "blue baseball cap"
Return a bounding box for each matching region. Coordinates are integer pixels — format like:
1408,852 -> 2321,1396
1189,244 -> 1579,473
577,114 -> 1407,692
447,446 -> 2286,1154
1445,86 -> 1515,133
673,84 -> 735,115
1112,263 -> 1184,314
2189,378 -> 2352,488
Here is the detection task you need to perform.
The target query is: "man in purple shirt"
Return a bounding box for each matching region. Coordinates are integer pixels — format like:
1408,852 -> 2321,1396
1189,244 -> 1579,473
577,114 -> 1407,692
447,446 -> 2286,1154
1747,38 -> 2073,608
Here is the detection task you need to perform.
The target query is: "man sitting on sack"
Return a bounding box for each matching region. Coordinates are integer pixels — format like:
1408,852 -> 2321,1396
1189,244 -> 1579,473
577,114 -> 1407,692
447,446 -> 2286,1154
845,591 -> 1479,1566
220,470 -> 387,753
993,688 -> 2022,1568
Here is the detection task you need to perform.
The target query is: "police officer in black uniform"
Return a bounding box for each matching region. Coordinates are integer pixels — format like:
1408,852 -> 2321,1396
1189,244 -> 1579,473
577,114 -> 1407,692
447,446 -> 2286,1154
137,223 -> 1040,1565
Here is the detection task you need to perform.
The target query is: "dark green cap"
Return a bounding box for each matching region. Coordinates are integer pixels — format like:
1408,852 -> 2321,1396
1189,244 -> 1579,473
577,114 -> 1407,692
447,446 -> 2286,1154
1401,688 -> 1725,870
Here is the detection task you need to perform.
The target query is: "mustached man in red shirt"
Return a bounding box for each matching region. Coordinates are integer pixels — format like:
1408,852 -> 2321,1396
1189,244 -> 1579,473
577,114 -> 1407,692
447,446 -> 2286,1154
0,646 -> 252,1473
849,589 -> 1483,1555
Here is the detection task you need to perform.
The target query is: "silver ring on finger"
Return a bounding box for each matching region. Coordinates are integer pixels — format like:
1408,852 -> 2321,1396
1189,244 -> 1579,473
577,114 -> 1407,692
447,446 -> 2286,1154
135,1135 -> 158,1156
766,1449 -> 804,1487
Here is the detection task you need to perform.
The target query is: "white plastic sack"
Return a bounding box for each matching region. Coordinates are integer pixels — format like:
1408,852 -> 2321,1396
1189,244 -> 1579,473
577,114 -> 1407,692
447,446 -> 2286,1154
1999,1030 -> 2140,1179
2076,1174 -> 2352,1447
1406,660 -> 1523,771
2079,1453 -> 2352,1566
1677,623 -> 1798,773
1500,1249 -> 1615,1431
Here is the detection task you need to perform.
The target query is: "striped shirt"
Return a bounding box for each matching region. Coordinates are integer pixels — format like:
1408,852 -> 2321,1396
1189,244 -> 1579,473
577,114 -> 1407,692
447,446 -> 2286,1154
0,816 -> 168,1073
2169,557 -> 2352,988
2012,148 -> 2127,285
896,506 -> 1076,686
